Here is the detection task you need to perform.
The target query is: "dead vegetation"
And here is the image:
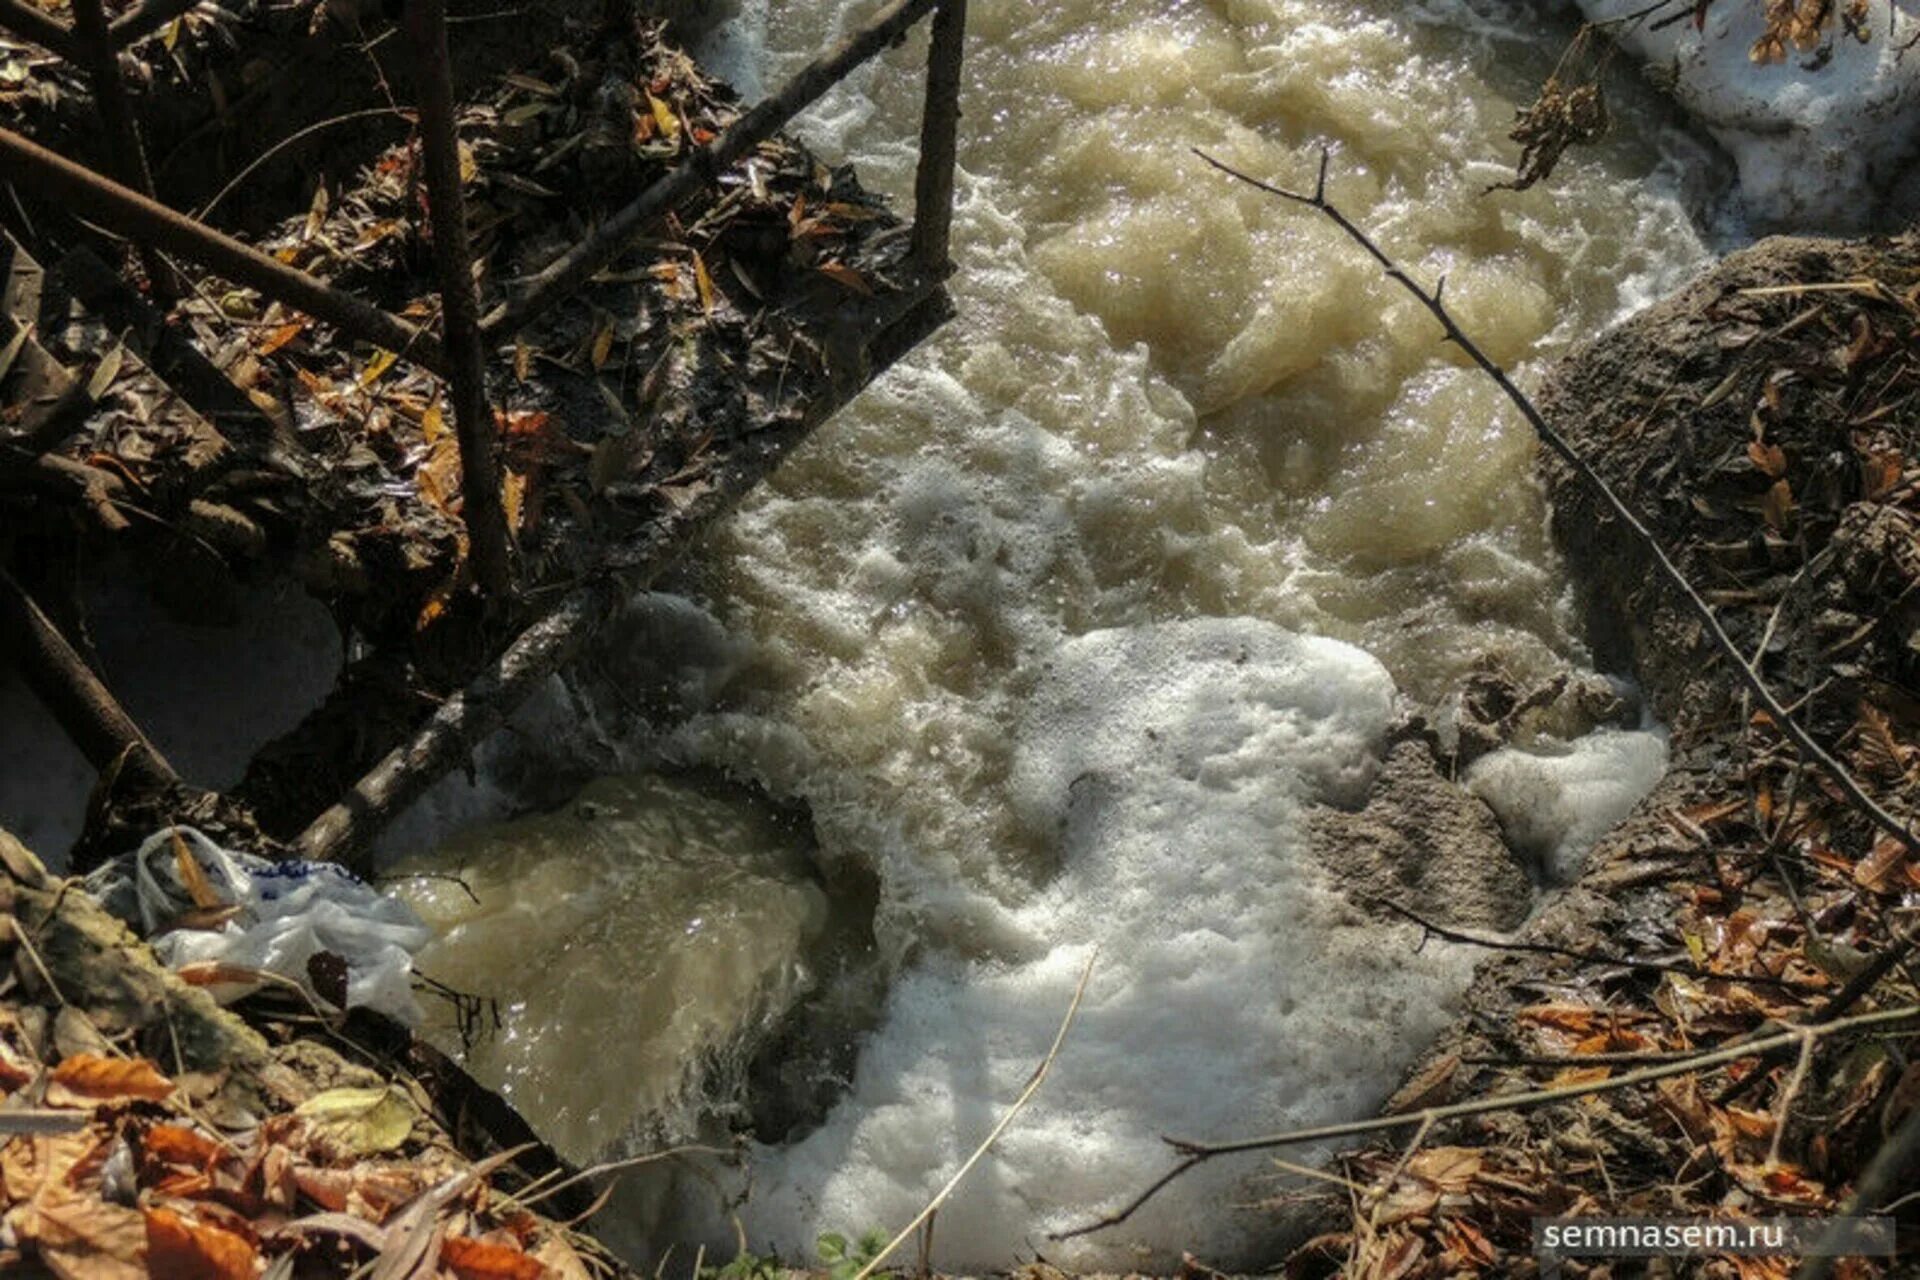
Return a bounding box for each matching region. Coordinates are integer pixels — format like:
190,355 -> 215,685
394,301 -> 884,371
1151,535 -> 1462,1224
0,828 -> 631,1278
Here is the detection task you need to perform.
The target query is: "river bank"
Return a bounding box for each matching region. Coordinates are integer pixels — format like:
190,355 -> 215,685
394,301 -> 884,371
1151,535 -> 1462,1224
1239,230 -> 1920,1277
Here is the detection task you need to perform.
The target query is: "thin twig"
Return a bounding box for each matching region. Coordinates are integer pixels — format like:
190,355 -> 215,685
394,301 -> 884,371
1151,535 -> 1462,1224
1194,147 -> 1920,859
511,1143 -> 733,1212
1056,1003 -> 1920,1240
852,951 -> 1096,1280
1372,895 -> 1823,993
194,108 -> 410,221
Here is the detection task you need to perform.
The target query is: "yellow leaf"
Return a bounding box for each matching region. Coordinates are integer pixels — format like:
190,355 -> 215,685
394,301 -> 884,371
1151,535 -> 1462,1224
692,250 -> 715,317
360,348 -> 398,387
458,141 -> 479,184
590,319 -> 615,370
162,14 -> 182,49
502,469 -> 527,533
646,92 -> 680,141
421,401 -> 448,448
293,1085 -> 418,1157
1684,931 -> 1708,966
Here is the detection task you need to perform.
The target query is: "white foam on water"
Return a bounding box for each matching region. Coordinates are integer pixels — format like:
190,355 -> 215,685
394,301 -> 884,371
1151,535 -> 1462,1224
726,620 -> 1473,1269
1467,728 -> 1671,884
1575,0 -> 1920,230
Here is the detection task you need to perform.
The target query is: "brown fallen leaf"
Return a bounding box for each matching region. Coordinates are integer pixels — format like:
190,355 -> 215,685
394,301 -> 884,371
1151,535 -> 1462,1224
817,261 -> 874,296
45,1055 -> 174,1107
9,1183 -> 146,1280
1760,478 -> 1794,532
1747,440 -> 1786,478
443,1232 -> 549,1280
145,1204 -> 259,1280
142,1122 -> 226,1171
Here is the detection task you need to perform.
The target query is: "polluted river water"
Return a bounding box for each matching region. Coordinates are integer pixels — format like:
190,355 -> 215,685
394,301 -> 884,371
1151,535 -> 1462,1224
387,0 -> 1725,1269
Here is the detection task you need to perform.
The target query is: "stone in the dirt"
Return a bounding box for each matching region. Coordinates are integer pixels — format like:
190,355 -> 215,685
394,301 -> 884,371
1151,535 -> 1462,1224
1575,0 -> 1920,228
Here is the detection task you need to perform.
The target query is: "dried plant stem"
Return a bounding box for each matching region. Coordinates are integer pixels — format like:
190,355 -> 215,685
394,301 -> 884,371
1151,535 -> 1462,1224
1059,1003 -> 1920,1240
1194,147 -> 1918,859
852,952 -> 1096,1280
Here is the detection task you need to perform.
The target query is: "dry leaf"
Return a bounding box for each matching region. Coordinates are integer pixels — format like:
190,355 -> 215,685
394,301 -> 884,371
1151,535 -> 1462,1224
693,250 -> 715,316
144,1205 -> 258,1280
293,1085 -> 418,1158
142,1122 -> 225,1170
46,1055 -> 173,1107
171,830 -> 226,912
1853,837 -> 1909,892
360,348 -> 398,387
817,261 -> 873,296
256,319 -> 307,357
1861,450 -> 1902,500
1747,441 -> 1786,478
443,1233 -> 549,1280
9,1183 -> 145,1280
1760,478 -> 1794,532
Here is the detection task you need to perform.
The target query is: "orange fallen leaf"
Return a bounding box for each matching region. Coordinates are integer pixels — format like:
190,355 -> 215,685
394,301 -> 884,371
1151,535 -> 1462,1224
143,1122 -> 225,1170
46,1054 -> 173,1107
443,1233 -> 549,1280
144,1206 -> 258,1280
1861,450 -> 1902,500
255,318 -> 307,357
497,409 -> 551,439
817,261 -> 873,296
1747,440 -> 1786,478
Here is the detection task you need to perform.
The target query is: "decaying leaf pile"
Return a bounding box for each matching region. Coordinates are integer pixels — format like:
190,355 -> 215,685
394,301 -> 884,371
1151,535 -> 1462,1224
8,11 -> 915,642
0,827 -> 624,1279
0,1 -> 942,858
1274,236 -> 1920,1277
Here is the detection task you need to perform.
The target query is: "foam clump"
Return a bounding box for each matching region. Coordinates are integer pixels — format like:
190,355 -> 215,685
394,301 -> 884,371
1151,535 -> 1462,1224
736,619 -> 1474,1270
1576,0 -> 1920,228
1465,728 -> 1670,884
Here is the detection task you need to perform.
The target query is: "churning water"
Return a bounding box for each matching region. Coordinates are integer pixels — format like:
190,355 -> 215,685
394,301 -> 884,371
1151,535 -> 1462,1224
391,0 -> 1723,1268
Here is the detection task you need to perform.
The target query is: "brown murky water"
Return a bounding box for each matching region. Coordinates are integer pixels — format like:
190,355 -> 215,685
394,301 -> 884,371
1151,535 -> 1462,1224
397,0 -> 1717,1267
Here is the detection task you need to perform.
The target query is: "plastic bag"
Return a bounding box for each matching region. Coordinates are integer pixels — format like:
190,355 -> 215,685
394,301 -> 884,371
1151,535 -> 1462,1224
83,826 -> 433,1026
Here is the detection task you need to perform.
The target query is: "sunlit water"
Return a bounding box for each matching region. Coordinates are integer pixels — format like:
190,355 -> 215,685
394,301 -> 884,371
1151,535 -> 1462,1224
394,0 -> 1721,1268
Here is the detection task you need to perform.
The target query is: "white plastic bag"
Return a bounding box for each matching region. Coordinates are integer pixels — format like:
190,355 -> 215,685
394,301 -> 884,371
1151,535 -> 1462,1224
84,826 -> 433,1026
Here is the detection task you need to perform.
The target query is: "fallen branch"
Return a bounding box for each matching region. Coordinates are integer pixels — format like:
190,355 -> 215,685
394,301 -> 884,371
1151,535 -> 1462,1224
1056,1003 -> 1920,1240
1194,147 -> 1919,859
0,0 -> 80,61
855,951 -> 1095,1280
481,0 -> 943,340
290,581 -> 616,871
0,125 -> 447,374
404,0 -> 511,599
0,567 -> 176,787
1371,895 -> 1824,993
